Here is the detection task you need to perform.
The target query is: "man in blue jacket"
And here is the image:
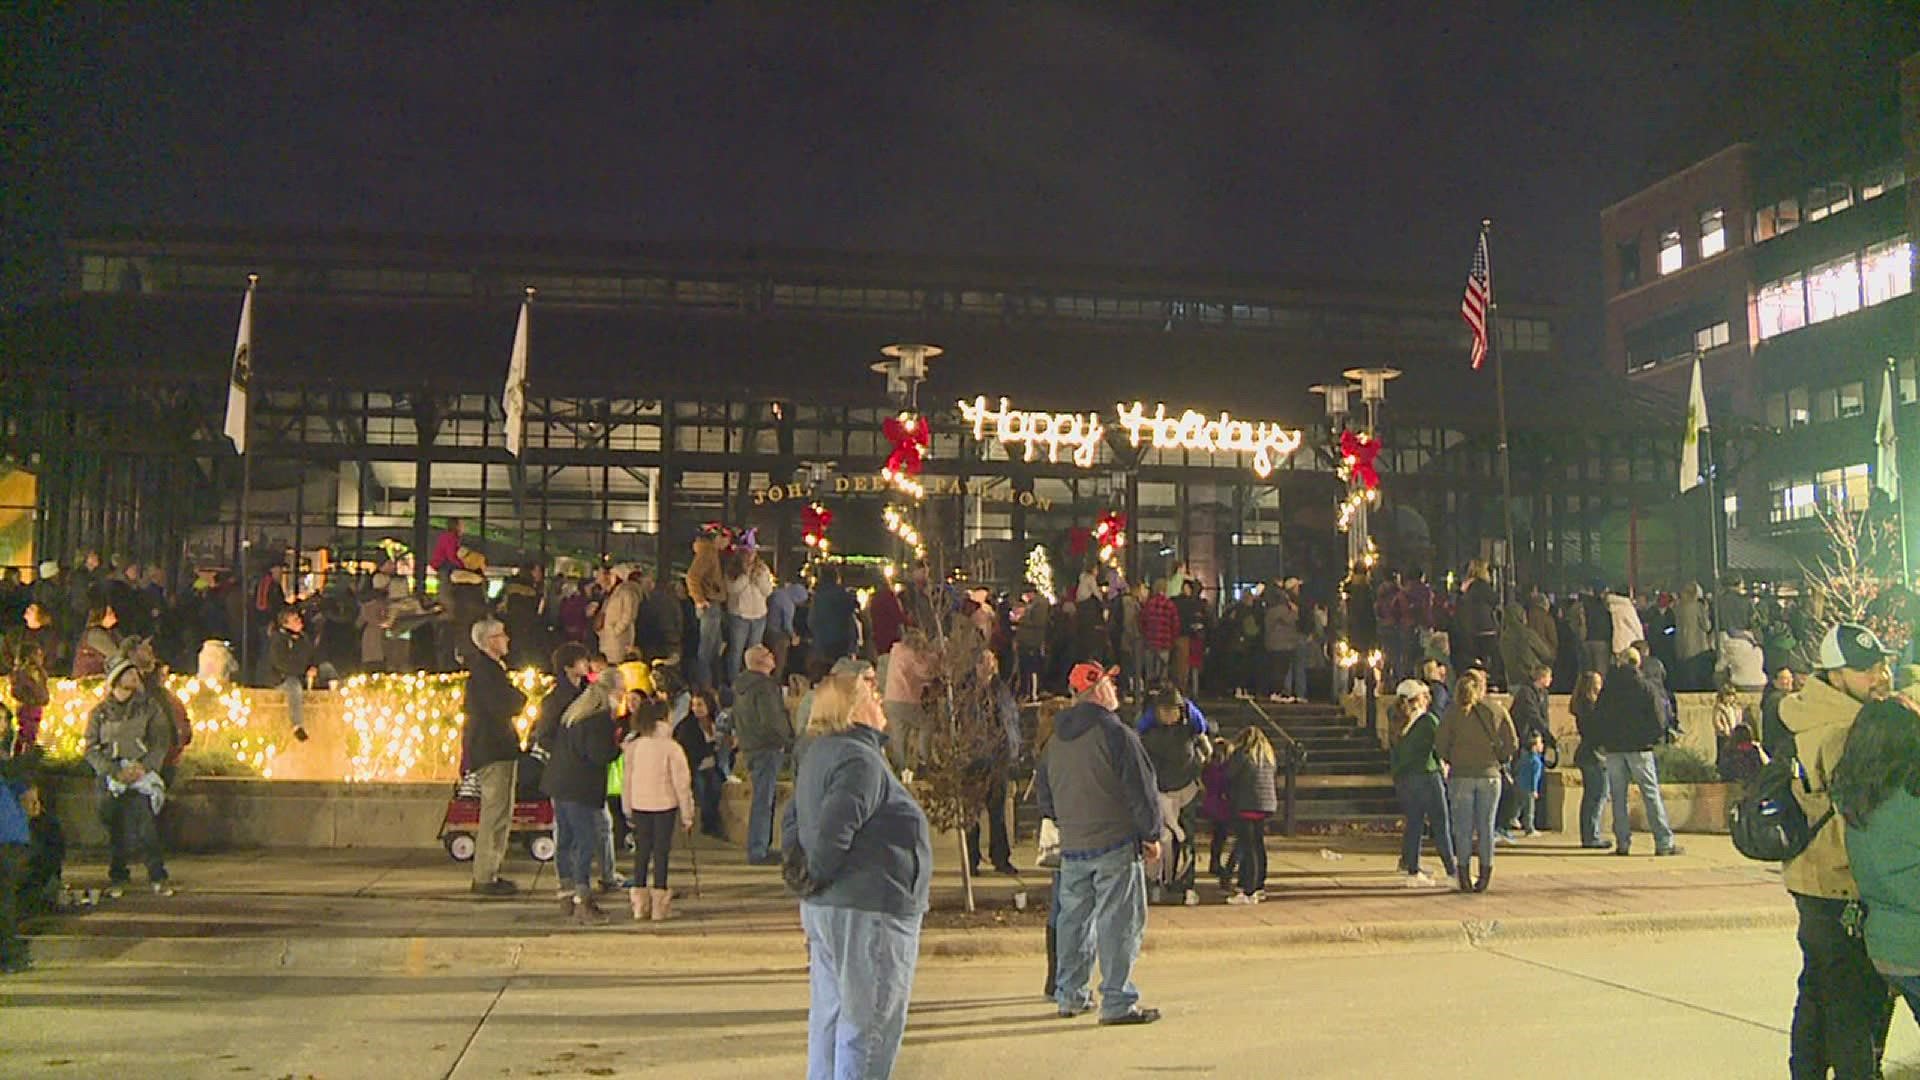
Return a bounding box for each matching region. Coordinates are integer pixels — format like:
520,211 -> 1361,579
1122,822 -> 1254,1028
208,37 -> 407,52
1035,661 -> 1164,1026
0,706 -> 33,973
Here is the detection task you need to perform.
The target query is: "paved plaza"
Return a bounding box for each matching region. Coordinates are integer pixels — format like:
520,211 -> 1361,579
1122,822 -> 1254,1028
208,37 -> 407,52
6,835 -> 1916,1077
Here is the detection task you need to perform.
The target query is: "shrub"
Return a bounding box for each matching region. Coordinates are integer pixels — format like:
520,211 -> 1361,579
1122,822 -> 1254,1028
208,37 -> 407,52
1652,742 -> 1718,784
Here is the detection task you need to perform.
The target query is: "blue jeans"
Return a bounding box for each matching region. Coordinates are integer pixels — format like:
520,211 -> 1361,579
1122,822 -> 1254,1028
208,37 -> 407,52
746,747 -> 785,861
801,901 -> 922,1080
1577,751 -> 1610,845
726,614 -> 767,685
693,604 -> 725,690
1604,750 -> 1676,852
1395,771 -> 1456,876
1053,843 -> 1148,1019
1286,646 -> 1310,701
1447,775 -> 1500,877
552,799 -> 603,901
692,766 -> 725,835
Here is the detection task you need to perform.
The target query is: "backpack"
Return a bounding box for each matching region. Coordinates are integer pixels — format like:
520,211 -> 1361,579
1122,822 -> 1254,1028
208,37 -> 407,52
1728,754 -> 1834,862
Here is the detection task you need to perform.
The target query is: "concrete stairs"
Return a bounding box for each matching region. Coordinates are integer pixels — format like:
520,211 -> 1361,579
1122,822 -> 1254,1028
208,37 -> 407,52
1210,698 -> 1401,830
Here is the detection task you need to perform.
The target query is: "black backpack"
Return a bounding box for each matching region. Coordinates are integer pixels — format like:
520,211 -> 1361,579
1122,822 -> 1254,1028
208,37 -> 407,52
1728,754 -> 1834,862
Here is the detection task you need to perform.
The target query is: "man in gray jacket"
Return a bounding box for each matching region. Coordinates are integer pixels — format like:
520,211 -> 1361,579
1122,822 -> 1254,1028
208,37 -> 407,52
731,645 -> 792,864
1035,662 -> 1163,1026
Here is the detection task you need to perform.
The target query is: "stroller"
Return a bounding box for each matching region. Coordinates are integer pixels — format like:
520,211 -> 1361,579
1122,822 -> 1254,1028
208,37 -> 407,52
438,753 -> 556,864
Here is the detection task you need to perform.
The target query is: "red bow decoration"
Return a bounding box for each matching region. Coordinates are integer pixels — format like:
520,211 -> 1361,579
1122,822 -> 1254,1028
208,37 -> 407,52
882,412 -> 930,476
801,503 -> 833,548
1067,526 -> 1093,558
1339,429 -> 1381,491
1094,510 -> 1127,548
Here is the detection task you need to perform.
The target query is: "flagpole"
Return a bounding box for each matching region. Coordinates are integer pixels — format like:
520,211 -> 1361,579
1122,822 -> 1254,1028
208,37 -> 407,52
1701,375 -> 1723,591
237,274 -> 257,682
1890,357 -> 1912,587
1482,220 -> 1519,603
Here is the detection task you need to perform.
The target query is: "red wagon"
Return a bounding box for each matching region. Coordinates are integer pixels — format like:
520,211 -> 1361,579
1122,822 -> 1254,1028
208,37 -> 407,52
437,779 -> 557,864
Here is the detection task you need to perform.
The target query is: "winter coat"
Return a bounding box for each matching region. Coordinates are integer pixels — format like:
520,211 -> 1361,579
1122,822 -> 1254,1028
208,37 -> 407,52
597,579 -> 643,662
73,626 -> 117,678
530,673 -> 585,761
356,597 -> 389,666
1586,661 -> 1666,753
83,692 -> 173,777
1780,677 -> 1869,900
675,714 -> 722,774
1435,699 -> 1518,779
809,583 -> 859,659
1016,593 -> 1051,650
543,684 -> 622,805
1715,631 -> 1767,691
786,723 -> 932,917
1526,599 -> 1559,662
621,722 -> 694,824
1498,602 -> 1554,686
1200,759 -> 1234,824
1458,578 -> 1498,638
1674,584 -> 1712,659
883,641 -> 936,706
461,654 -> 527,772
869,588 -> 909,657
1264,597 -> 1305,652
268,627 -> 316,685
1390,710 -> 1442,777
1139,721 -> 1210,792
1141,593 -> 1180,651
1606,594 -> 1647,655
1845,789 -> 1920,975
730,669 -> 792,754
1226,751 -> 1278,814
636,586 -> 684,659
1034,700 -> 1162,855
684,538 -> 726,607
725,562 -> 774,621
1507,682 -> 1556,748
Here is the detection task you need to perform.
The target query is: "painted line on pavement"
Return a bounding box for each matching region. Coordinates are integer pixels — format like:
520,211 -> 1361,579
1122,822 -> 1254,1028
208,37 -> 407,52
1479,943 -> 1789,1035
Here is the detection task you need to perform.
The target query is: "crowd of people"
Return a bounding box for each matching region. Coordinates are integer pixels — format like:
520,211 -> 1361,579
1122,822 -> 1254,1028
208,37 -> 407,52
3,533 -> 1917,1080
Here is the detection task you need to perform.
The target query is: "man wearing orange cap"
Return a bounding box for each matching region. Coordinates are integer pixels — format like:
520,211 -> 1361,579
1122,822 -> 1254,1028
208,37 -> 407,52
1034,661 -> 1164,1026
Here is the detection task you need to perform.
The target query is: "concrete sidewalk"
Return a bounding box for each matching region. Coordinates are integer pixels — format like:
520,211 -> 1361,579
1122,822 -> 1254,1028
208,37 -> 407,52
28,830 -> 1794,972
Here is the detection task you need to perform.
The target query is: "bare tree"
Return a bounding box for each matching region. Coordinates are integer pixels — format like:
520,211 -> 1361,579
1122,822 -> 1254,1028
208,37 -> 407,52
1802,501 -> 1909,652
908,544 -> 1016,913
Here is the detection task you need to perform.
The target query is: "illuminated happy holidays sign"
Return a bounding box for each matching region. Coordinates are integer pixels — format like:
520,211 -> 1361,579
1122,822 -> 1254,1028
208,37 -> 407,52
959,397 -> 1302,478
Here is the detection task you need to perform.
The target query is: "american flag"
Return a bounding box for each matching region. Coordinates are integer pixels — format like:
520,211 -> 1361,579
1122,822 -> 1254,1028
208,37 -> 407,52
1461,232 -> 1490,369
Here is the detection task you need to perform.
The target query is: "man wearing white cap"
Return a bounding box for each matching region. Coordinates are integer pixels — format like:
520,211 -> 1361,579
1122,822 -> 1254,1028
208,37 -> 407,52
598,564 -> 643,664
1778,622 -> 1898,1079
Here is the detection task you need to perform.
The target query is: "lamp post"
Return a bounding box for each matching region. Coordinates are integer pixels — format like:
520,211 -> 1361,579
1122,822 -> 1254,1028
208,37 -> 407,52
873,344 -> 941,561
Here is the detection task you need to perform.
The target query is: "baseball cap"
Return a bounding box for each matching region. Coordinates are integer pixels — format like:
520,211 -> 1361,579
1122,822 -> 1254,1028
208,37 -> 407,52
1068,661 -> 1119,694
1394,678 -> 1429,701
1815,622 -> 1895,671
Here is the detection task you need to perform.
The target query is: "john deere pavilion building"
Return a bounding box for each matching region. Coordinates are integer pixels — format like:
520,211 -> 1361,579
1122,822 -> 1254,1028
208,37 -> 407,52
1,229 -> 1680,593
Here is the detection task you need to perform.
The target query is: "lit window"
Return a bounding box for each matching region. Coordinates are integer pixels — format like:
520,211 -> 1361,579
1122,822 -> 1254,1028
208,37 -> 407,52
1723,493 -> 1739,532
1806,182 -> 1853,222
1658,229 -> 1684,275
1788,387 -> 1810,428
1816,464 -> 1870,511
1770,475 -> 1817,523
1755,198 -> 1800,242
1765,393 -> 1787,429
1862,165 -> 1905,201
1693,321 -> 1731,352
1837,382 -> 1866,420
1862,236 -> 1912,307
1756,274 -> 1807,339
1699,208 -> 1726,258
1901,358 -> 1917,405
1805,254 -> 1861,324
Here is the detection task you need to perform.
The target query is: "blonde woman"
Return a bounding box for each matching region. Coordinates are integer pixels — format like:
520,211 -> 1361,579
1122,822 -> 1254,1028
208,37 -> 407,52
786,674 -> 931,1079
1435,669 -> 1517,892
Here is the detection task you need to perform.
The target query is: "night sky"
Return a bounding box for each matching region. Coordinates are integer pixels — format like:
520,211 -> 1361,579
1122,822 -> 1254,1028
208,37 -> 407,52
7,3 -> 1917,363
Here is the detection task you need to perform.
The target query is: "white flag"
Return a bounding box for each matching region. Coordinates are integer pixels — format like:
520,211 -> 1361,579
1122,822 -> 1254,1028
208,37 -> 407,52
1679,355 -> 1709,493
504,295 -> 530,457
1877,364 -> 1899,500
223,278 -> 255,454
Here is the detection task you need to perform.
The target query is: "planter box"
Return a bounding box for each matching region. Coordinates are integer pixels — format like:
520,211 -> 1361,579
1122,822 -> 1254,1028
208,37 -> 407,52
46,773 -> 782,853
1545,772 -> 1734,835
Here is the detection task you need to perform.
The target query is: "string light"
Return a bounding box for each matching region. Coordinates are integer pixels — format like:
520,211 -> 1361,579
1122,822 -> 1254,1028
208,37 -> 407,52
1336,486 -> 1381,531
1025,544 -> 1055,601
14,670 -> 559,784
883,504 -> 927,559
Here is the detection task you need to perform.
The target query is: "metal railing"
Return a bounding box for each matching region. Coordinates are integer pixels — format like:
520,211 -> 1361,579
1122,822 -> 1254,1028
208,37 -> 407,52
1233,695 -> 1307,837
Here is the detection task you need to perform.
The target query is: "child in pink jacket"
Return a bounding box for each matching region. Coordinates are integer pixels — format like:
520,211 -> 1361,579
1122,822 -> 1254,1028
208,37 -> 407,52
621,698 -> 695,921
